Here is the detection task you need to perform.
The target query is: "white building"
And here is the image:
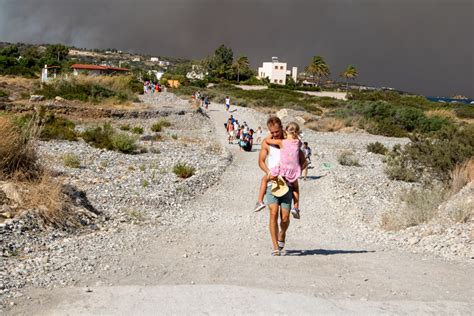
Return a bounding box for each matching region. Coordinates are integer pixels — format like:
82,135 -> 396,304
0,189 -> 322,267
150,57 -> 159,62
150,70 -> 165,81
257,57 -> 297,85
186,65 -> 207,80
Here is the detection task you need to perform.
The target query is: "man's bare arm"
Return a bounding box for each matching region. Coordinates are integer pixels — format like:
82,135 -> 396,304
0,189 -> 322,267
259,141 -> 270,174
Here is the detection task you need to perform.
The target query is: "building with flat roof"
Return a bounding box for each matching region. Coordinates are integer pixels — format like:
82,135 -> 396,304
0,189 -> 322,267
257,57 -> 297,85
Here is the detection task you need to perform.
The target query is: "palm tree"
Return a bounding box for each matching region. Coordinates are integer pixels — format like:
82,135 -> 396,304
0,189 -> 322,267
233,56 -> 249,82
340,65 -> 358,91
305,55 -> 330,87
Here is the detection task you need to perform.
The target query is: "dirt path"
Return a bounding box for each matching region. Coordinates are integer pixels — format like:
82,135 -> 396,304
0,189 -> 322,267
10,102 -> 474,314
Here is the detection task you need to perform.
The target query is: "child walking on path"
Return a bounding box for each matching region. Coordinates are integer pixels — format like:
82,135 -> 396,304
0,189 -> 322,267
254,122 -> 302,219
255,126 -> 263,143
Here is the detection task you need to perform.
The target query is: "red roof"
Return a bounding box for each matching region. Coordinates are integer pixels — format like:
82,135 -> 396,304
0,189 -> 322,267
71,64 -> 129,72
105,66 -> 130,72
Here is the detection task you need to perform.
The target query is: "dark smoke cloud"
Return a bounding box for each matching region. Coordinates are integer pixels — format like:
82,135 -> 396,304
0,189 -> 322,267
0,0 -> 473,97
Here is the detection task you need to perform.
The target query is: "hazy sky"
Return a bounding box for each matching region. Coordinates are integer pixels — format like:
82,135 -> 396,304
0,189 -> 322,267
1,0 -> 473,97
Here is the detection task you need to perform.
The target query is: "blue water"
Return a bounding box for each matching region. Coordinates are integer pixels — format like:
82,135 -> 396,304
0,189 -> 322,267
427,97 -> 474,105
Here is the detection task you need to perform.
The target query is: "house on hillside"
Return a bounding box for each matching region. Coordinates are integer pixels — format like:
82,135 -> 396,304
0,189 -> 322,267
71,64 -> 130,76
186,65 -> 207,80
167,79 -> 180,88
150,57 -> 159,62
150,70 -> 165,81
257,57 -> 297,85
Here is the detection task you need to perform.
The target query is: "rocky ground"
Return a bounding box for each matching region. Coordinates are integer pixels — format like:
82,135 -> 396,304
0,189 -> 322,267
1,92 -> 473,313
0,93 -> 230,308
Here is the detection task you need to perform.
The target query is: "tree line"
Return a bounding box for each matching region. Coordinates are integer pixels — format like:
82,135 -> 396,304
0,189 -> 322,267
0,42 -> 359,90
0,44 -> 71,77
164,44 -> 359,90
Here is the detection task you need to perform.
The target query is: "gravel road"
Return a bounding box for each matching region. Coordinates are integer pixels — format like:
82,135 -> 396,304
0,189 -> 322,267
5,97 -> 474,315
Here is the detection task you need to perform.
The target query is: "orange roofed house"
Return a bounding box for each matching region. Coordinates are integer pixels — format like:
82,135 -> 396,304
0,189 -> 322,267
71,64 -> 130,76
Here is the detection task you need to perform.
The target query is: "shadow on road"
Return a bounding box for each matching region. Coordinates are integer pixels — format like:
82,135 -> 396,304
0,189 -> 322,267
301,175 -> 327,181
284,249 -> 375,256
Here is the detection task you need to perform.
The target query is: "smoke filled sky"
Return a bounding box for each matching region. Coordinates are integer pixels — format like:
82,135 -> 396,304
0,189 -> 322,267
1,0 -> 473,97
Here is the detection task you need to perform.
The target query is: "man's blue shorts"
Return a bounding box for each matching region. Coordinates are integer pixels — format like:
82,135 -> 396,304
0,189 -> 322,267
264,184 -> 293,211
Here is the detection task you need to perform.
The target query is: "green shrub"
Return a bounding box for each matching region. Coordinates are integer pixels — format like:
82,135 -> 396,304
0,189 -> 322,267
332,100 -> 453,137
317,97 -> 343,108
454,105 -> 474,119
63,153 -> 81,168
127,77 -> 144,94
0,89 -> 9,98
367,142 -> 388,155
365,119 -> 408,137
173,162 -> 195,178
131,126 -> 143,134
34,76 -> 140,103
119,124 -> 130,131
338,150 -> 361,166
190,79 -> 208,88
385,124 -> 474,183
151,120 -> 171,133
171,134 -> 178,140
384,155 -> 418,182
111,133 -> 137,154
151,123 -> 162,132
393,107 -> 425,132
158,119 -> 171,127
240,77 -> 264,85
172,84 -> 324,114
39,113 -> 77,141
36,80 -> 116,102
81,123 -> 115,150
350,90 -> 402,102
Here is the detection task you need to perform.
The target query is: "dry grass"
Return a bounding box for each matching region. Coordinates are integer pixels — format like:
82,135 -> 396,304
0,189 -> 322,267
0,114 -> 80,228
305,117 -> 346,132
100,98 -> 135,109
0,75 -> 37,88
179,136 -> 202,144
450,158 -> 474,194
425,109 -> 457,120
337,150 -> 361,166
0,116 -> 41,180
0,75 -> 38,100
205,143 -> 222,155
254,106 -> 278,115
73,75 -> 132,92
381,186 -> 447,230
23,172 -> 77,227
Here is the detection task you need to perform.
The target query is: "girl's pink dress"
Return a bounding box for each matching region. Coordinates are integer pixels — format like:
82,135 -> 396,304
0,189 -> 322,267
270,139 -> 301,183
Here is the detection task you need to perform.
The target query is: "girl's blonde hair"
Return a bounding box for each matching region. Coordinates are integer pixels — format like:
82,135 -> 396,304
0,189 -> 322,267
285,122 -> 301,137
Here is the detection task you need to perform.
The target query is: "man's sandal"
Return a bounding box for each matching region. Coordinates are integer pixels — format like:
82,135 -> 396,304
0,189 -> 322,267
278,240 -> 285,251
271,249 -> 281,256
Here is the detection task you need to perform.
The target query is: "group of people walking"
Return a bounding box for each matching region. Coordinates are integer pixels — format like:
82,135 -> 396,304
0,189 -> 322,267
224,114 -> 265,152
143,81 -> 162,94
192,91 -> 210,109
